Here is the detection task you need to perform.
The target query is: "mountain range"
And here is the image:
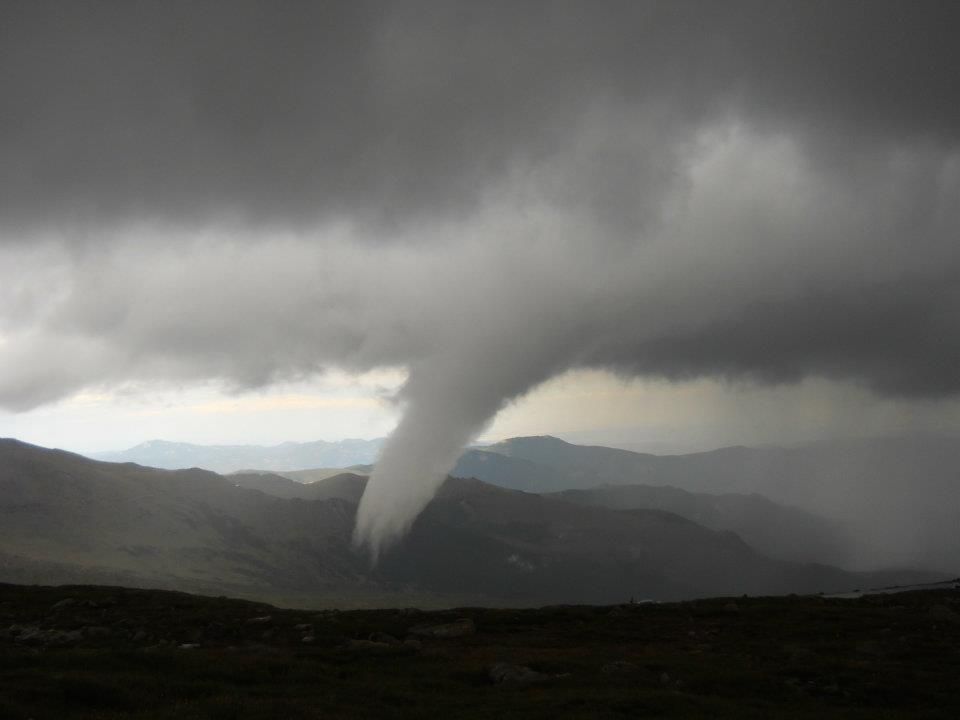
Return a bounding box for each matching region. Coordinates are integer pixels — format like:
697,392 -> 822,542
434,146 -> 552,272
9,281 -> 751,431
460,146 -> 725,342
86,433 -> 960,574
464,435 -> 960,573
92,438 -> 385,473
2,438 -> 940,608
243,460 -> 851,568
231,434 -> 957,574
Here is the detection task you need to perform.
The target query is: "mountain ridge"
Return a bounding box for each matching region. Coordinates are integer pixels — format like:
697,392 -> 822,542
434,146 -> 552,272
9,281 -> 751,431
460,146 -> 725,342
477,434 -> 960,574
85,433 -> 960,573
2,437 -> 939,607
91,437 -> 385,473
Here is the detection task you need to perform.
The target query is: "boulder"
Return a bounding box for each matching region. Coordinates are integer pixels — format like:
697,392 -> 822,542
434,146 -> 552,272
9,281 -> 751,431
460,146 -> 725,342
488,662 -> 550,686
49,630 -> 83,647
14,626 -> 47,646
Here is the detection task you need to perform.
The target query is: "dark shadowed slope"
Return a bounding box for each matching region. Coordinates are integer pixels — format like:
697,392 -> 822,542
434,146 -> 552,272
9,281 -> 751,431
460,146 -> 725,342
378,477 -> 938,604
450,448 -> 850,567
483,435 -> 960,574
0,439 -> 365,603
248,457 -> 850,567
554,485 -> 852,567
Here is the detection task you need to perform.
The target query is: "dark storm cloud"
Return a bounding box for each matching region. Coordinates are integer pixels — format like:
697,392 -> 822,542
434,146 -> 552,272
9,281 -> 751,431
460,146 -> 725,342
597,271 -> 960,397
1,1 -> 959,550
1,1 -> 958,230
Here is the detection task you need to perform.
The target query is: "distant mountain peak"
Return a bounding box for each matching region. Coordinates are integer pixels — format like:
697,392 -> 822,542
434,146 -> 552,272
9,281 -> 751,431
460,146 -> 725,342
90,437 -> 385,474
503,434 -> 568,443
135,439 -> 180,449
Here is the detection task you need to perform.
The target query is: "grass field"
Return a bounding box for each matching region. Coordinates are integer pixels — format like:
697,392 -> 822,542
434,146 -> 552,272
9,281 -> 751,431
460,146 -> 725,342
1,582 -> 959,718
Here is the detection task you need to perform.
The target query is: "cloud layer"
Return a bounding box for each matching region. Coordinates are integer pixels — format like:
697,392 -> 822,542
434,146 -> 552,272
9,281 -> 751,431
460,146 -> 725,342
2,1 -> 959,551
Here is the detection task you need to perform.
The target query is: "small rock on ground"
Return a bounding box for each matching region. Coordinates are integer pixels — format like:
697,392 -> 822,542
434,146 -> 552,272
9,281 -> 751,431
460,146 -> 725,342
489,662 -> 550,686
408,618 -> 475,638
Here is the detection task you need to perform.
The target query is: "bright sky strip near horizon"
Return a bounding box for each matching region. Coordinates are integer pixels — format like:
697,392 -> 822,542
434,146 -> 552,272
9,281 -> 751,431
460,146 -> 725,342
3,370 -> 959,457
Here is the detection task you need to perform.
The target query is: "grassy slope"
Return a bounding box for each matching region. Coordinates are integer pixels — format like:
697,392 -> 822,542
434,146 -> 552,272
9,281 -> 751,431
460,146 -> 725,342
1,582 -> 958,719
11,439 -> 928,607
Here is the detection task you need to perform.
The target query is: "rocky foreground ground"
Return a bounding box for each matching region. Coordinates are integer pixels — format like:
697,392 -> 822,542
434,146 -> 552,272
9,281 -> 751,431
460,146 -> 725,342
1,582 -> 959,719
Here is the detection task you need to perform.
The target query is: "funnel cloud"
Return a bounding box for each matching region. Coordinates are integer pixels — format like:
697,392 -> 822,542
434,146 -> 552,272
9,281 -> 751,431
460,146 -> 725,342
1,2 -> 959,553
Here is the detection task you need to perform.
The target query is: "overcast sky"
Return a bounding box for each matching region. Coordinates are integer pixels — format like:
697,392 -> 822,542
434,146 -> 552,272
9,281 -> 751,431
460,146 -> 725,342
2,1 -> 958,549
